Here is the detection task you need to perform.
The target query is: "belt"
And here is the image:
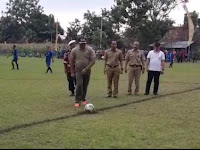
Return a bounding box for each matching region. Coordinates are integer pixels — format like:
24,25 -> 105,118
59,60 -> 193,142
107,65 -> 119,68
129,65 -> 141,67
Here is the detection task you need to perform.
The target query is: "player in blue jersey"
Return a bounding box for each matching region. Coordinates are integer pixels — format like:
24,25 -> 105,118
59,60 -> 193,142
7,45 -> 19,70
42,46 -> 54,73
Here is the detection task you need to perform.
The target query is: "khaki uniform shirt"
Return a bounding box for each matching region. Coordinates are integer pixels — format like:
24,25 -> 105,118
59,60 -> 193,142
125,49 -> 145,68
104,49 -> 123,66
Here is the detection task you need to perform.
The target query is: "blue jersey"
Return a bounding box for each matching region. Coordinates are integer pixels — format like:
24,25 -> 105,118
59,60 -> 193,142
13,49 -> 18,61
169,53 -> 173,62
45,51 -> 53,62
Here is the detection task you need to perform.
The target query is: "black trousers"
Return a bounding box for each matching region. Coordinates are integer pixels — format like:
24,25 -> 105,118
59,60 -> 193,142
169,61 -> 173,68
67,73 -> 76,94
145,71 -> 161,94
12,60 -> 19,69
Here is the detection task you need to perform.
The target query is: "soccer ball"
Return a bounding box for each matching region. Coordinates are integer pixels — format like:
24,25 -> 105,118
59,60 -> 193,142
84,103 -> 95,113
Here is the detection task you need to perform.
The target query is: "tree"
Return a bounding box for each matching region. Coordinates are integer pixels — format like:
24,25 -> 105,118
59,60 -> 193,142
66,19 -> 81,41
112,0 -> 177,48
82,10 -> 121,49
0,0 -> 64,43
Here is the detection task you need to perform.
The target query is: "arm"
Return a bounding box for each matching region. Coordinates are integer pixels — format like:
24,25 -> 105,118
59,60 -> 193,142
161,53 -> 165,73
146,52 -> 151,72
70,50 -> 75,76
85,49 -> 96,71
7,51 -> 13,58
161,60 -> 165,71
146,58 -> 150,72
125,52 -> 129,73
141,52 -> 146,74
119,51 -> 124,74
52,55 -> 54,63
104,51 -> 107,74
41,53 -> 45,60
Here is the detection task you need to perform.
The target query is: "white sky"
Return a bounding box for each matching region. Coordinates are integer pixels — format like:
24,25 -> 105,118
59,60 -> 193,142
0,0 -> 200,30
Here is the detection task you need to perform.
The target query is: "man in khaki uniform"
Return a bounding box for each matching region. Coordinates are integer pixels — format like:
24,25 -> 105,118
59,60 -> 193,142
125,41 -> 145,95
104,41 -> 123,98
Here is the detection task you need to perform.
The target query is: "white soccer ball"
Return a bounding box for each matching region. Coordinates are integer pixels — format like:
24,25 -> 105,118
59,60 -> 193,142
84,103 -> 95,113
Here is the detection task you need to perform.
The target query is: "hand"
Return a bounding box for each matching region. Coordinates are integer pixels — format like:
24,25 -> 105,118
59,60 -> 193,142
146,69 -> 149,73
120,68 -> 123,74
71,73 -> 75,77
142,68 -> 145,74
125,68 -> 127,73
161,70 -> 164,75
81,68 -> 87,75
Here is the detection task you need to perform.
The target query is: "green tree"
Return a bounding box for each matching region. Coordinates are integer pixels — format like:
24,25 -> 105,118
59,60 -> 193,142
112,0 -> 177,48
66,19 -> 81,41
0,0 -> 64,43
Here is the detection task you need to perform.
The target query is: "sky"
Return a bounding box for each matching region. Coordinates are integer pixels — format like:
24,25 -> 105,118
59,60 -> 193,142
0,0 -> 200,30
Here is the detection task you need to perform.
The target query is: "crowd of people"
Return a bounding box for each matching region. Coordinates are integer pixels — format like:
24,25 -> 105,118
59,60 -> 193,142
63,38 -> 165,107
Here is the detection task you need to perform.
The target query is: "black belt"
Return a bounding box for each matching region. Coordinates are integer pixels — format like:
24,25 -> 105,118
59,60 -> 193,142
129,65 -> 141,67
107,65 -> 119,68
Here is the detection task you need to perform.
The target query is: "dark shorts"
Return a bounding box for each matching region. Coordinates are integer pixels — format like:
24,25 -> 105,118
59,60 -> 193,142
13,58 -> 18,62
46,61 -> 51,67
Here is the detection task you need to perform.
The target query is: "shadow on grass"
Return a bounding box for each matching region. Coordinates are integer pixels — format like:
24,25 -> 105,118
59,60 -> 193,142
0,86 -> 200,135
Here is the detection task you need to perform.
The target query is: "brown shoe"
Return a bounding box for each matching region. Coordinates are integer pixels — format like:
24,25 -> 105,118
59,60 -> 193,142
113,95 -> 118,98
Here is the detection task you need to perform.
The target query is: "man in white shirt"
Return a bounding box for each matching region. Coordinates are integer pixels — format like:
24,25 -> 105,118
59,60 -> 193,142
145,42 -> 165,95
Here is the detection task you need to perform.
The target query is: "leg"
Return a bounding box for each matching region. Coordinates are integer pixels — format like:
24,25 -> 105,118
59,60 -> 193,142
75,72 -> 83,103
46,67 -> 50,73
67,73 -> 75,95
49,67 -> 53,73
113,68 -> 120,97
15,60 -> 19,70
134,67 -> 141,94
12,60 -> 15,69
153,71 -> 161,94
107,68 -> 113,97
145,71 -> 154,94
82,71 -> 91,101
128,67 -> 134,94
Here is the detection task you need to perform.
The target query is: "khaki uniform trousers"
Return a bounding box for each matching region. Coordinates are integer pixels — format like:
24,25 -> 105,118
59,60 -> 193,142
128,66 -> 142,94
106,66 -> 120,96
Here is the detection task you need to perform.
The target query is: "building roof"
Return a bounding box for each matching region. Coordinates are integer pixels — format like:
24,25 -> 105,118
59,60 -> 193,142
160,26 -> 188,43
163,41 -> 194,49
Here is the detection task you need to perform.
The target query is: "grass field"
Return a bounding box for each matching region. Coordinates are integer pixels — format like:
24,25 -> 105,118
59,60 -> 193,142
0,56 -> 200,148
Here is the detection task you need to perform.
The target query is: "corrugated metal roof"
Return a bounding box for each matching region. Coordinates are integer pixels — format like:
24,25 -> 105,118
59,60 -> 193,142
149,41 -> 194,49
164,41 -> 194,49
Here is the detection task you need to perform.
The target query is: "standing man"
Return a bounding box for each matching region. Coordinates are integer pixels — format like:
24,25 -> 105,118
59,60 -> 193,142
7,45 -> 19,70
169,50 -> 174,68
145,42 -> 165,95
104,41 -> 123,98
64,40 -> 76,96
70,37 -> 96,108
125,41 -> 145,95
42,46 -> 54,73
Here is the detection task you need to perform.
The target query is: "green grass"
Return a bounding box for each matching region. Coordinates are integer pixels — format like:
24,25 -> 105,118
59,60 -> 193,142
0,56 -> 200,148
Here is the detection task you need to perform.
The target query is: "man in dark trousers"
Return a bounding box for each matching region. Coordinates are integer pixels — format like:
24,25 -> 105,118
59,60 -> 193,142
64,40 -> 76,96
7,45 -> 19,70
145,42 -> 165,95
70,37 -> 96,108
